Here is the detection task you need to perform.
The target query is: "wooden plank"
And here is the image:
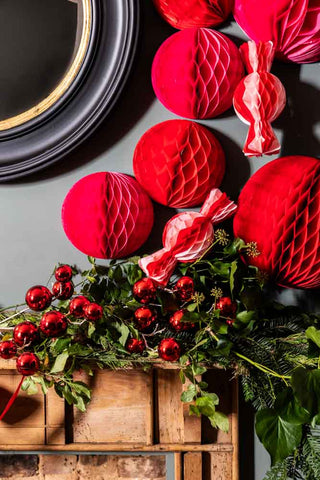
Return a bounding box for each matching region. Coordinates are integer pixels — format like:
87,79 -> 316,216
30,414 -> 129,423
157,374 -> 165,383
0,443 -> 234,452
0,427 -> 45,445
184,452 -> 202,480
45,387 -> 65,445
231,380 -> 239,480
72,369 -> 153,444
203,452 -> 233,480
174,453 -> 182,480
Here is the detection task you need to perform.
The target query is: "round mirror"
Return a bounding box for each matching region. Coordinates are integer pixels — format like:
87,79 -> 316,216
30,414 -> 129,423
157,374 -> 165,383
0,0 -> 91,131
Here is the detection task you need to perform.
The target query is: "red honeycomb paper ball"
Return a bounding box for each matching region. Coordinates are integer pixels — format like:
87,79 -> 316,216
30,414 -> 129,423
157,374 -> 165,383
152,28 -> 244,119
152,0 -> 233,29
0,341 -> 17,359
40,311 -> 68,337
234,0 -> 320,63
25,285 -> 52,311
16,352 -> 40,376
13,321 -> 39,347
62,172 -> 154,259
233,156 -> 320,289
52,281 -> 74,300
133,120 -> 225,208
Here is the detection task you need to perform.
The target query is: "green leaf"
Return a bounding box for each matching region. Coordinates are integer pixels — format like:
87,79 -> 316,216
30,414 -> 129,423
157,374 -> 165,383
192,364 -> 207,376
236,310 -> 256,324
179,370 -> 186,384
274,387 -> 310,425
229,261 -> 238,294
74,395 -> 87,412
189,404 -> 201,417
255,408 -> 302,465
50,338 -> 71,355
32,376 -> 49,395
181,384 -> 197,403
209,411 -> 229,433
71,381 -> 91,400
87,323 -> 96,338
291,367 -> 320,416
112,322 -> 130,346
21,377 -> 38,395
195,396 -> 216,417
50,351 -> 69,373
306,327 -> 320,349
87,256 -> 96,265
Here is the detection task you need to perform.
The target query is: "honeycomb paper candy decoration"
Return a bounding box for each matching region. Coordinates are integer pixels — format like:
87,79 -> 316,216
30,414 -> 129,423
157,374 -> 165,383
234,0 -> 320,63
139,188 -> 237,285
152,28 -> 244,119
233,156 -> 320,289
133,120 -> 225,208
233,41 -> 286,157
152,0 -> 233,29
61,172 -> 154,259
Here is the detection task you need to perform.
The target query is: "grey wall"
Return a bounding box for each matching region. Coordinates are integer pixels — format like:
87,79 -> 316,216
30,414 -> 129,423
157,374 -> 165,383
0,2 -> 319,479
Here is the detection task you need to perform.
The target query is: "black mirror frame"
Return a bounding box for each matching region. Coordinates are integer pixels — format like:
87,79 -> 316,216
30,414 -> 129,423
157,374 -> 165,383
0,0 -> 139,181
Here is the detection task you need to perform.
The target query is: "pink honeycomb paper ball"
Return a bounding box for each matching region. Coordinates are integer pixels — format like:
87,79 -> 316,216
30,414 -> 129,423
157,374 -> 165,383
152,28 -> 244,119
133,120 -> 225,208
61,172 -> 154,259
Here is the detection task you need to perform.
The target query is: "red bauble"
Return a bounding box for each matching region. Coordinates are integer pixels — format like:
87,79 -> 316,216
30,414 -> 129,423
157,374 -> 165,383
153,0 -> 233,29
0,341 -> 17,359
152,28 -> 244,119
83,303 -> 103,322
175,277 -> 195,302
126,338 -> 146,354
13,321 -> 39,347
16,352 -> 40,376
216,297 -> 237,318
25,285 -> 52,311
169,310 -> 195,331
40,311 -> 68,337
234,156 -> 320,289
69,296 -> 90,317
234,0 -> 320,63
158,338 -> 181,362
134,307 -> 157,331
55,265 -> 73,282
61,172 -> 154,259
133,278 -> 157,304
52,281 -> 74,300
133,120 -> 225,208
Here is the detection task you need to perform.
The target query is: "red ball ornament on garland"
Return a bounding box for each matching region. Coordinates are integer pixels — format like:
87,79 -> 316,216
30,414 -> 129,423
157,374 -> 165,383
0,341 -> 17,359
134,307 -> 157,331
216,297 -> 237,318
158,338 -> 181,362
152,28 -> 244,119
152,0 -> 233,29
13,321 -> 39,347
175,277 -> 195,302
55,265 -> 73,282
61,172 -> 154,259
16,352 -> 40,376
40,311 -> 68,337
69,296 -> 90,317
126,338 -> 146,354
233,156 -> 320,289
133,278 -> 157,304
52,281 -> 74,300
133,120 -> 225,208
83,303 -> 103,322
169,310 -> 195,331
25,285 -> 52,311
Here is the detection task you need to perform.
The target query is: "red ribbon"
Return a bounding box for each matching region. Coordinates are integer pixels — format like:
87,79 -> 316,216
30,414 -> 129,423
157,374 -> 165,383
0,376 -> 25,421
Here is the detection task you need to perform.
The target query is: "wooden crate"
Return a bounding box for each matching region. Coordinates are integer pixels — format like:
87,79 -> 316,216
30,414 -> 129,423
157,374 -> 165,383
0,363 -> 238,480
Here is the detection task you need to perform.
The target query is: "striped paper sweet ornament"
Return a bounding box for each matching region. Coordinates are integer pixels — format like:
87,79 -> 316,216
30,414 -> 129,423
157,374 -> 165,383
233,41 -> 286,157
234,0 -> 320,63
133,120 -> 225,208
139,189 -> 237,285
61,172 -> 154,259
152,0 -> 233,29
152,28 -> 244,119
233,155 -> 320,289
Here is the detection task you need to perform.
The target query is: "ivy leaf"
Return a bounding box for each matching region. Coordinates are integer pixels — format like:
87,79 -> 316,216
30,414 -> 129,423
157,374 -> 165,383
71,381 -> 91,400
195,396 -> 216,416
275,387 -> 311,425
209,411 -> 229,433
87,256 -> 96,265
189,404 -> 201,417
112,322 -> 130,346
306,327 -> 320,349
51,351 -> 69,373
229,260 -> 238,294
181,384 -> 197,403
291,367 -> 320,416
255,408 -> 302,465
50,338 -> 71,355
179,370 -> 186,384
21,377 -> 38,395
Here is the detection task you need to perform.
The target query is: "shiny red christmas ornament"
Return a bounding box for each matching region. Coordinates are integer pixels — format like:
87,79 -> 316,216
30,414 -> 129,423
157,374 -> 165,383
134,307 -> 157,331
25,285 -> 52,311
234,0 -> 320,63
158,338 -> 181,362
55,265 -> 73,282
233,156 -> 320,289
83,303 -> 103,322
216,297 -> 237,318
152,28 -> 244,119
153,0 -> 233,29
133,278 -> 157,304
62,172 -> 154,259
133,120 -> 225,208
233,42 -> 286,157
13,321 -> 39,347
139,189 -> 237,285
0,341 -> 17,359
16,352 -> 40,376
40,311 -> 68,337
175,277 -> 195,302
69,296 -> 90,317
169,310 -> 195,331
52,281 -> 74,300
126,338 -> 146,354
